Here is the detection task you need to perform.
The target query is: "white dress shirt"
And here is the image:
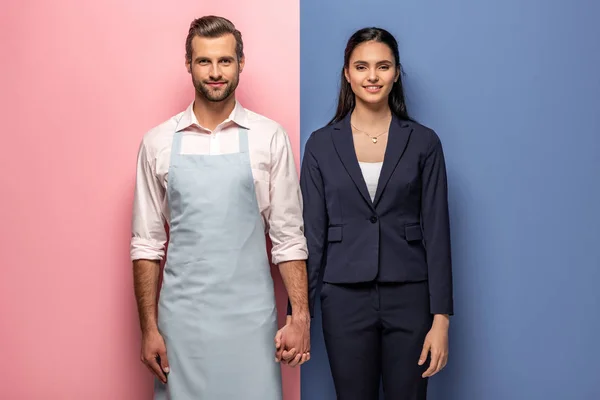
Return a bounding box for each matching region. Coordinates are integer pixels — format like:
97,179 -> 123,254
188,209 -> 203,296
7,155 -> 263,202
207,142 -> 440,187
130,100 -> 308,265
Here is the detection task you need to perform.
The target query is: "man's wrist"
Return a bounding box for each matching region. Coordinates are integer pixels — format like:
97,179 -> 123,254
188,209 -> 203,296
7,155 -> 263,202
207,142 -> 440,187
141,320 -> 159,335
291,310 -> 310,323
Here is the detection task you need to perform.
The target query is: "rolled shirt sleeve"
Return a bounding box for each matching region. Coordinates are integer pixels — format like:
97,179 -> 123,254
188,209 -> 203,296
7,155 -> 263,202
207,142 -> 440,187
267,126 -> 308,265
130,139 -> 168,261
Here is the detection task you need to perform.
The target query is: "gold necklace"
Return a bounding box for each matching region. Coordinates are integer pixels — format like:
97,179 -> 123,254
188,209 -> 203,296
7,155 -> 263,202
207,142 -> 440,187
351,123 -> 388,144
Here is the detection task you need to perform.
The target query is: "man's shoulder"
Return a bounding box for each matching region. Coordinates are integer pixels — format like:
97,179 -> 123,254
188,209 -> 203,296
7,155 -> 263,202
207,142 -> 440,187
244,108 -> 287,138
140,111 -> 183,149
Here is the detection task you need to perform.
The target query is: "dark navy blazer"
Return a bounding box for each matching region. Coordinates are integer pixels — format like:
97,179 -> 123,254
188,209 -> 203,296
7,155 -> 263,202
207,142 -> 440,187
299,113 -> 454,317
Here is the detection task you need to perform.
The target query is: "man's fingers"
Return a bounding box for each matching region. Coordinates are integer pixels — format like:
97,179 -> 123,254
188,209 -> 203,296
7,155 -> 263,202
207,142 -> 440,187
275,345 -> 285,362
274,329 -> 285,361
145,355 -> 167,383
157,349 -> 170,375
274,329 -> 283,348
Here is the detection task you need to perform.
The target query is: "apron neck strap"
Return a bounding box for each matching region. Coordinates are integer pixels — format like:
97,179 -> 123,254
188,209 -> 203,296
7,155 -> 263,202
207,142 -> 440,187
172,125 -> 249,156
172,130 -> 183,156
237,127 -> 249,153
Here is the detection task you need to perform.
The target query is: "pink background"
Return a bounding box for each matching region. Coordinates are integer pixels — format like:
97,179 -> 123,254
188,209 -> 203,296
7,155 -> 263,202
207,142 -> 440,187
0,1 -> 300,399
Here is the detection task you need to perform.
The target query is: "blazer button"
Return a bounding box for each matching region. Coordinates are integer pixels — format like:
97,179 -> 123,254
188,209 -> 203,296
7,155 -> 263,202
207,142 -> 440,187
370,216 -> 378,223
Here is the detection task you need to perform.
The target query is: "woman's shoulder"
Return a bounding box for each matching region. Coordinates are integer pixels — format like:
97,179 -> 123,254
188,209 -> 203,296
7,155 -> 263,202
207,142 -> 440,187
402,119 -> 443,150
304,123 -> 337,151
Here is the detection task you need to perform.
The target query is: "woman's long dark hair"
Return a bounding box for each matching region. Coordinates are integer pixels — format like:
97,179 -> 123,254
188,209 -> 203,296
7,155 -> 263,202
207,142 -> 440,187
328,27 -> 413,125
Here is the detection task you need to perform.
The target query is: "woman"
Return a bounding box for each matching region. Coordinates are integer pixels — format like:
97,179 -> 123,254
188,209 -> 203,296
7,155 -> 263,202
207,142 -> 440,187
300,27 -> 454,399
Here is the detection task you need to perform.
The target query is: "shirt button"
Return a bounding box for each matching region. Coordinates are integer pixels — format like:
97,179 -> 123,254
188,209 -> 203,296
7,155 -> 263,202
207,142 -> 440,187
370,216 -> 378,223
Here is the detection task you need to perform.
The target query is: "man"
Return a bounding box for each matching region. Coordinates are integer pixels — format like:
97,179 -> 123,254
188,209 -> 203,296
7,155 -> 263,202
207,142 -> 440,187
130,15 -> 310,399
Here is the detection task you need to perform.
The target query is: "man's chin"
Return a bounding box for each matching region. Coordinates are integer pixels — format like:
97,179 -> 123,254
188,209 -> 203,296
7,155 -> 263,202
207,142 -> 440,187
197,92 -> 226,102
198,87 -> 227,101
206,94 -> 229,102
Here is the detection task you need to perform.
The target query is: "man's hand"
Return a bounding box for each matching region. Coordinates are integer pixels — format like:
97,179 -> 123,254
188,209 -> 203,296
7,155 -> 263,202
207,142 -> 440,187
276,259 -> 310,366
141,329 -> 170,384
275,315 -> 310,367
133,260 -> 168,381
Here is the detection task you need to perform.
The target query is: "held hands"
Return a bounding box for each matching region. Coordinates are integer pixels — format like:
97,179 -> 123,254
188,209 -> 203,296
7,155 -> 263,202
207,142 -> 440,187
274,315 -> 311,367
141,329 -> 170,384
419,314 -> 449,378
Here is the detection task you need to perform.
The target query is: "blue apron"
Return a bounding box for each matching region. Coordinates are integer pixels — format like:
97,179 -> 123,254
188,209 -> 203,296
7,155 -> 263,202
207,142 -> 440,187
154,123 -> 282,399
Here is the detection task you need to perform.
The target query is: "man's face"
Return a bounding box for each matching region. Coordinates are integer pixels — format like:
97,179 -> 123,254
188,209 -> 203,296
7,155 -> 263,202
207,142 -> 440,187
186,33 -> 244,102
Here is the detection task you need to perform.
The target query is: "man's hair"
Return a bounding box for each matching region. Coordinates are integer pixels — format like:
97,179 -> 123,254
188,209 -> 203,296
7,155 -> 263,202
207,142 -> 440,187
185,16 -> 244,62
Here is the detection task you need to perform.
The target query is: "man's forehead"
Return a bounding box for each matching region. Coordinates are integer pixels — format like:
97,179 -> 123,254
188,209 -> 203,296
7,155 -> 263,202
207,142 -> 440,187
191,34 -> 236,57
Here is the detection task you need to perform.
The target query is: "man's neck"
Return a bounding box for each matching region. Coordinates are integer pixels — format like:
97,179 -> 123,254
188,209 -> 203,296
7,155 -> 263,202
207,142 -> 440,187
193,94 -> 236,131
351,100 -> 392,131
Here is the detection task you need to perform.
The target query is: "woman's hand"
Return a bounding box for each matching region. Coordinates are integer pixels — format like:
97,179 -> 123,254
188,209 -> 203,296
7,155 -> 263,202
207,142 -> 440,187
419,314 -> 449,378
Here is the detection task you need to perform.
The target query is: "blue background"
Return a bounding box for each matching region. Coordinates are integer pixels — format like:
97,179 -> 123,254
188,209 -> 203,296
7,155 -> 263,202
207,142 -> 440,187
299,1 -> 600,399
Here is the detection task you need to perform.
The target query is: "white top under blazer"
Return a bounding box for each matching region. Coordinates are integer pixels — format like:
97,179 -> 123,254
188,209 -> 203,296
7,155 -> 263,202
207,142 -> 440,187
358,161 -> 384,202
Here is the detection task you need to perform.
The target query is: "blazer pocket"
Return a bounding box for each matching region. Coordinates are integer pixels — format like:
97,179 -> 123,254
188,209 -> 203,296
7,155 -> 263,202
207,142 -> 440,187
327,226 -> 343,242
404,223 -> 423,242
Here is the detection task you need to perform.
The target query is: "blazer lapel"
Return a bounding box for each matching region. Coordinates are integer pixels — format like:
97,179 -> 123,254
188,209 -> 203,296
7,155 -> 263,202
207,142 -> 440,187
331,115 -> 374,209
373,117 -> 413,206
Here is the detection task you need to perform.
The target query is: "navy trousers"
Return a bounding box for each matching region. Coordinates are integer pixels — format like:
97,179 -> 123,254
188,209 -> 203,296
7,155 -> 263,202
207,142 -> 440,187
320,281 -> 433,400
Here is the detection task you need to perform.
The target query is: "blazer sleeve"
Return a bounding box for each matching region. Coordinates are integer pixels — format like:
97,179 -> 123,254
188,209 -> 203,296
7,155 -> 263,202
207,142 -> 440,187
421,134 -> 454,315
292,134 -> 329,318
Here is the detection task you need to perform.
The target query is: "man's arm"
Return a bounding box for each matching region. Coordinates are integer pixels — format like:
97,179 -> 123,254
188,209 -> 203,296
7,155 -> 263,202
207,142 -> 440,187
267,126 -> 310,365
279,260 -> 309,318
133,259 -> 161,334
266,126 -> 309,313
131,139 -> 170,383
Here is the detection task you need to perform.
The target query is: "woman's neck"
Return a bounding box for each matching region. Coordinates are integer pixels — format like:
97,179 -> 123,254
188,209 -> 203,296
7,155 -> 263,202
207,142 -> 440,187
350,100 -> 392,132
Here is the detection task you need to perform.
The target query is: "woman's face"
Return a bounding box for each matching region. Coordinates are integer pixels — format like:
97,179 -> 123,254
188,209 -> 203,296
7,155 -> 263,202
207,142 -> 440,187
345,40 -> 399,107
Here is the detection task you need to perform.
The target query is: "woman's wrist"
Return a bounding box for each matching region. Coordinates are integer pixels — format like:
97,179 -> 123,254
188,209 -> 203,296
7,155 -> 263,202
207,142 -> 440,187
432,314 -> 450,328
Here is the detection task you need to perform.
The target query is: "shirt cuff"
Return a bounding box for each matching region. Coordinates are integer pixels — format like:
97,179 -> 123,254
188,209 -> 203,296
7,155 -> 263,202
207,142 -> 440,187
271,237 -> 308,265
130,237 -> 165,261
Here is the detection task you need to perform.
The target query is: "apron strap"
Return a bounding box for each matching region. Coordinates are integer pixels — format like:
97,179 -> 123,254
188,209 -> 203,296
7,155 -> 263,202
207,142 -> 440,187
172,131 -> 183,157
238,127 -> 249,153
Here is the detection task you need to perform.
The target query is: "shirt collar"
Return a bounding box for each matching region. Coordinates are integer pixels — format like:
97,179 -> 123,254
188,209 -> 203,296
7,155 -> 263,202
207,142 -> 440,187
175,99 -> 250,132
